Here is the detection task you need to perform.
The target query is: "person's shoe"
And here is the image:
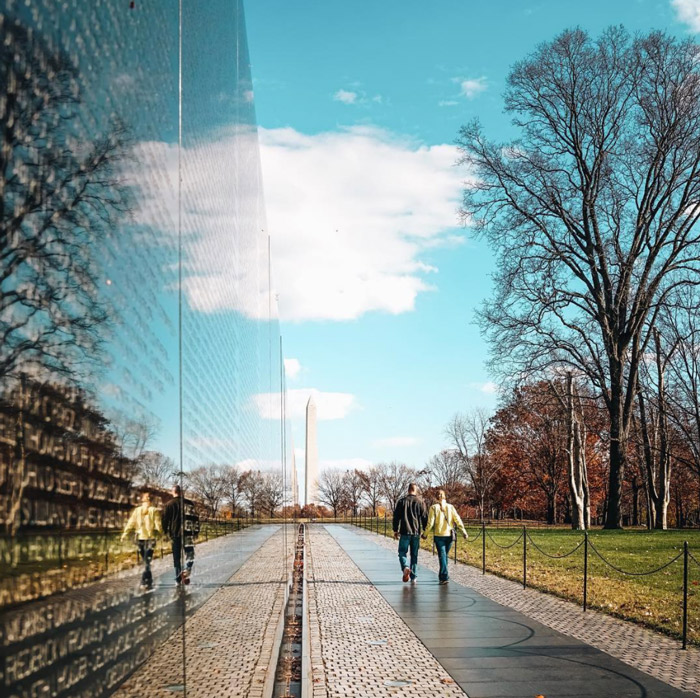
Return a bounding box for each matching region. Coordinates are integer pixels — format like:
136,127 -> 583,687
439,579 -> 448,585
181,569 -> 191,585
402,567 -> 411,583
410,578 -> 417,585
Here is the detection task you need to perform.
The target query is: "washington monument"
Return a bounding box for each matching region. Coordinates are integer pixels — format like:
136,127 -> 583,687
305,395 -> 319,506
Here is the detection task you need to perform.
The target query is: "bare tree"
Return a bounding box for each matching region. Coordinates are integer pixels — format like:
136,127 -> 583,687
636,329 -> 678,529
136,451 -> 176,490
318,469 -> 346,517
377,462 -> 416,512
425,450 -> 464,493
187,465 -> 226,517
0,18 -> 130,383
261,472 -> 284,517
240,469 -> 265,517
359,466 -> 383,516
458,28 -> 700,528
656,287 -> 700,511
342,469 -> 365,516
221,465 -> 243,515
446,410 -> 498,521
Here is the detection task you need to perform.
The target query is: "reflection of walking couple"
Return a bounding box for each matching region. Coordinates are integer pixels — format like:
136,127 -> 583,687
121,485 -> 200,590
393,484 -> 467,585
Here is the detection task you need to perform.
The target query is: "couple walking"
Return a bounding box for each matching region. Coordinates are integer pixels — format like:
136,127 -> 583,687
392,484 -> 467,585
121,485 -> 200,589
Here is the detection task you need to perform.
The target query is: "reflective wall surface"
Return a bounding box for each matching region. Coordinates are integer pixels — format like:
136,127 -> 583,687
0,1 -> 289,695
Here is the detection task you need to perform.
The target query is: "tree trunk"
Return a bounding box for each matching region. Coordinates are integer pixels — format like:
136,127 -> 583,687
566,374 -> 588,530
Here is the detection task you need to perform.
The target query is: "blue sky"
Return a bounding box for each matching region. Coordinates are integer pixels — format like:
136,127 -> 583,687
244,0 -> 700,477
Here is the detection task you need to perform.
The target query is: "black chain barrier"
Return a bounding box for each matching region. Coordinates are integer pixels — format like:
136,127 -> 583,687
587,539 -> 683,576
486,529 -> 524,549
526,532 -> 585,559
464,527 -> 484,543
355,515 -> 697,651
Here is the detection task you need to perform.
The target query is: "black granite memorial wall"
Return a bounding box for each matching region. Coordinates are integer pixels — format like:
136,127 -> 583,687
0,1 -> 288,695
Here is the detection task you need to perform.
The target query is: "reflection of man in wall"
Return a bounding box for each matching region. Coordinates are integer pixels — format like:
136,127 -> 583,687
162,484 -> 200,585
121,491 -> 162,589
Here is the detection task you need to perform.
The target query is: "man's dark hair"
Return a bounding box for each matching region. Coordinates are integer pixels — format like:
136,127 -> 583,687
407,483 -> 417,494
173,484 -> 182,495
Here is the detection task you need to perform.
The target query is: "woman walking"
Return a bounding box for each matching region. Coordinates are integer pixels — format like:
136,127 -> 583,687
422,490 -> 468,584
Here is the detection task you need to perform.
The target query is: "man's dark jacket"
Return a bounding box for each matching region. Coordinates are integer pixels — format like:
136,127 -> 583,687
162,496 -> 201,540
392,494 -> 428,536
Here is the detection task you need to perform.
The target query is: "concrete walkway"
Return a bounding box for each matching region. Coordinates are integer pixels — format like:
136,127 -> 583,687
114,527 -> 294,698
326,525 -> 698,698
2,525 -> 287,698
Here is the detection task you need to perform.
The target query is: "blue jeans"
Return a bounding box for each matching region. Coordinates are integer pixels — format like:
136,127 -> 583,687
435,536 -> 453,581
172,537 -> 195,581
398,534 -> 420,580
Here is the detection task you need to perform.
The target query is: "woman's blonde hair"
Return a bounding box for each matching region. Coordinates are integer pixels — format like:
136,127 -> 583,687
437,489 -> 446,501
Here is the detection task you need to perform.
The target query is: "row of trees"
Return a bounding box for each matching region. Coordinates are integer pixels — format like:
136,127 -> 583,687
458,27 -> 700,528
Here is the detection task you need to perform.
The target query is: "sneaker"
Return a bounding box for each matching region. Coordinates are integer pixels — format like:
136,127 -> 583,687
181,569 -> 191,585
402,567 -> 410,583
410,578 -> 417,585
439,579 -> 448,585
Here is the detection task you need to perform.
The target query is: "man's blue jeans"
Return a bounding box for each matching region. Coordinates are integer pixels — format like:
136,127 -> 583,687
434,535 -> 453,581
398,534 -> 421,580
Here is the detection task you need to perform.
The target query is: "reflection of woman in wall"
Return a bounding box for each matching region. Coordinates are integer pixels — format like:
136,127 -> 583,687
122,491 -> 162,589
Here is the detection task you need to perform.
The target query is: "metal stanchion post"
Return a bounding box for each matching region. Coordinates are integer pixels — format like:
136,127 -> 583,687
523,526 -> 527,589
384,512 -> 387,537
683,541 -> 689,650
583,531 -> 588,612
482,522 -> 486,575
454,532 -> 458,563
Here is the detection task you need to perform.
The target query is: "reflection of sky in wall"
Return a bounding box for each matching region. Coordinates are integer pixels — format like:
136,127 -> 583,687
7,0 -> 282,472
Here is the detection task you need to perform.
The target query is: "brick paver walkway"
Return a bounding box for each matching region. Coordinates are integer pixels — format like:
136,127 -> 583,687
353,525 -> 700,696
306,526 -> 466,697
113,528 -> 294,698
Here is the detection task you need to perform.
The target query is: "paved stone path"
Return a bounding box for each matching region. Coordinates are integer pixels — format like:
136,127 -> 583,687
331,525 -> 698,698
348,525 -> 700,696
306,525 -> 466,697
113,527 -> 294,698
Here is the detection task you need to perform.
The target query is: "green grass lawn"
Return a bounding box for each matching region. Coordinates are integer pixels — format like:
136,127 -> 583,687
355,518 -> 700,647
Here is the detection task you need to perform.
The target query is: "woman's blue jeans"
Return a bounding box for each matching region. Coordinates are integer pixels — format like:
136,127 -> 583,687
434,535 -> 453,581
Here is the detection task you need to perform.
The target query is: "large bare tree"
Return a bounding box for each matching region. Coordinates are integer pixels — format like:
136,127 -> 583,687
0,18 -> 130,384
459,28 -> 700,527
446,410 -> 498,521
377,461 -> 417,512
318,469 -> 346,517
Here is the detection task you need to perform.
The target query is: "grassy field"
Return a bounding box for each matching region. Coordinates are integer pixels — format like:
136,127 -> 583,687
354,518 -> 700,647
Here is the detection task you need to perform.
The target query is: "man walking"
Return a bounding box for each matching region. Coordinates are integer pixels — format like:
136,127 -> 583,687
392,483 -> 427,583
162,484 -> 200,585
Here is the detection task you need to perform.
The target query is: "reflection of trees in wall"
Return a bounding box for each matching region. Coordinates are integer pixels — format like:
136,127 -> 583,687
0,17 -> 130,384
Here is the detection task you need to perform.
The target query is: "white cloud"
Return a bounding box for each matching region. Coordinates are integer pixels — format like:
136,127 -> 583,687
673,0 -> 700,31
252,388 -> 357,420
129,124 -> 468,323
334,89 -> 358,104
478,381 -> 499,394
458,77 -> 488,98
284,358 -> 302,380
260,126 -> 467,321
373,436 -> 420,448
